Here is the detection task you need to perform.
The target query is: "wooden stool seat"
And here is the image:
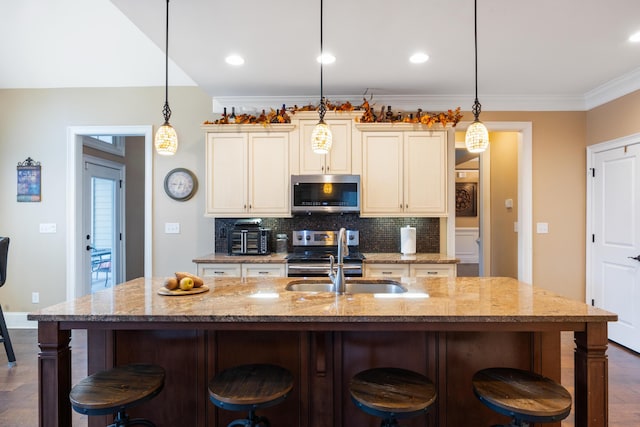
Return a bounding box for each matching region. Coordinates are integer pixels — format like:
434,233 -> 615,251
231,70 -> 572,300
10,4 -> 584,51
208,364 -> 293,427
472,367 -> 572,426
349,367 -> 437,425
70,363 -> 165,426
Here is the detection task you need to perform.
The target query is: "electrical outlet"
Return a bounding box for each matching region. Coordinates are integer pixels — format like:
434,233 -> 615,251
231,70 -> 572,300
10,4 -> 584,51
32,292 -> 39,304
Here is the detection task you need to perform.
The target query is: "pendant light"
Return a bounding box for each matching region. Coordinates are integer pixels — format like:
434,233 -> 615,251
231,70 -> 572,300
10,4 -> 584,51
154,0 -> 178,155
311,0 -> 332,154
465,0 -> 489,153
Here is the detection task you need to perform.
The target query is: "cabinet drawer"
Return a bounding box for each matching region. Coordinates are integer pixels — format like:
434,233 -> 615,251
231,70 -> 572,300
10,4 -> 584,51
241,264 -> 285,277
198,264 -> 242,278
365,264 -> 409,277
410,264 -> 456,278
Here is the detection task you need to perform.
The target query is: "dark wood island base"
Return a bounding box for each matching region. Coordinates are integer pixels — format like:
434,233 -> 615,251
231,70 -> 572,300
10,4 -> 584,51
30,277 -> 616,427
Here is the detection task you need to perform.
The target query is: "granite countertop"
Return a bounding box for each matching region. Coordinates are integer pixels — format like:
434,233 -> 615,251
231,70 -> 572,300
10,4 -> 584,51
192,253 -> 457,264
28,276 -> 616,324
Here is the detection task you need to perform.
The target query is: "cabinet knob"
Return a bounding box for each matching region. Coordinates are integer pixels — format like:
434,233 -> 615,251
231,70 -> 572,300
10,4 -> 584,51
406,204 -> 408,209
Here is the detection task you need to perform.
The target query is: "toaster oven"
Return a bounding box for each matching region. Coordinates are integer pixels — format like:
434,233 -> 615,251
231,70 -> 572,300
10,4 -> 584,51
228,227 -> 271,255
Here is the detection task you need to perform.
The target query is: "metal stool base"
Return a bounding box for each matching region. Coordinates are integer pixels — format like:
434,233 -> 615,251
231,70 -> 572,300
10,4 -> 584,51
106,410 -> 156,427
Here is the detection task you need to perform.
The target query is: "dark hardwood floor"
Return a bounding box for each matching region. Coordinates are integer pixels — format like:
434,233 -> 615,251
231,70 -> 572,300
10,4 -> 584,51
0,329 -> 638,426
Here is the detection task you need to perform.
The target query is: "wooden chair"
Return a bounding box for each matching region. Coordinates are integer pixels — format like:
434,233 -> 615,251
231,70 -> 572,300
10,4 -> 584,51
472,367 -> 572,427
349,367 -> 437,427
208,363 -> 293,427
69,364 -> 165,427
0,236 -> 16,367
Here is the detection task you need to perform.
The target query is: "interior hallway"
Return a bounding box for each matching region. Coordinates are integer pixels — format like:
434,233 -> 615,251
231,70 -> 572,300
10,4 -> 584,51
0,329 -> 638,426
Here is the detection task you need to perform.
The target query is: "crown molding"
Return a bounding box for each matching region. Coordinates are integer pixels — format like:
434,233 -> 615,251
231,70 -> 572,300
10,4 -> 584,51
584,66 -> 640,110
212,93 -> 588,114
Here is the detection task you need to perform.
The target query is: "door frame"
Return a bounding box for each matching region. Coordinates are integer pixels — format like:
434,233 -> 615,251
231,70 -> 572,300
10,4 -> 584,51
66,125 -> 153,301
586,131 -> 640,305
455,121 -> 533,283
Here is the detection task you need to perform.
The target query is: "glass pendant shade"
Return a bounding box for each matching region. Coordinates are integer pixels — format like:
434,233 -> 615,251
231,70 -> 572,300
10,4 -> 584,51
311,121 -> 332,154
465,119 -> 489,153
155,122 -> 178,155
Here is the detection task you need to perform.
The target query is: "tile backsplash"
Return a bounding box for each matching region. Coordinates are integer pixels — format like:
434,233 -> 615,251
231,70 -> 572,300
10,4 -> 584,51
214,215 -> 440,254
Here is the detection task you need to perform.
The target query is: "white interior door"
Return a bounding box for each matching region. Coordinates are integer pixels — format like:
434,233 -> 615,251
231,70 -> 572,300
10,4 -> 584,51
590,141 -> 640,352
82,158 -> 124,295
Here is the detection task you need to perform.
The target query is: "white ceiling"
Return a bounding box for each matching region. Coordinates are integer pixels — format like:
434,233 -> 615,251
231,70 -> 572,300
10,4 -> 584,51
3,0 -> 640,112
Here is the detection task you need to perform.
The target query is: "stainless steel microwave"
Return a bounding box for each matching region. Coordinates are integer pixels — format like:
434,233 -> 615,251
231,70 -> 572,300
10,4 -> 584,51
291,174 -> 360,214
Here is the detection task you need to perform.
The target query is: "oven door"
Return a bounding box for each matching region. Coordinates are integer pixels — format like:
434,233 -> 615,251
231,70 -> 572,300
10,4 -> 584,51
286,263 -> 363,277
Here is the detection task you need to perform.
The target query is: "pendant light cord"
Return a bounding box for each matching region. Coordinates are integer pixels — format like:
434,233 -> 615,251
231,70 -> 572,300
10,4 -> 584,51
162,0 -> 172,124
472,0 -> 481,121
318,0 -> 326,122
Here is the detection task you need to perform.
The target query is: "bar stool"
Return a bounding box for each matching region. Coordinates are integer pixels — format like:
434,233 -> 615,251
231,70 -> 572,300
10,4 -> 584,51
69,363 -> 165,427
208,363 -> 293,427
349,367 -> 437,427
472,367 -> 572,427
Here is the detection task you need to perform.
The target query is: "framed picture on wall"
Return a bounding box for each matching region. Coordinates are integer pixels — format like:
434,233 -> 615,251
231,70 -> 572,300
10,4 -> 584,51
17,157 -> 41,202
455,182 -> 477,217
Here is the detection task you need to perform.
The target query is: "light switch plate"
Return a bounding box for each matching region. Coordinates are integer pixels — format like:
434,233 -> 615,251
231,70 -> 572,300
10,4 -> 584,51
39,223 -> 57,233
165,222 -> 180,234
536,222 -> 549,234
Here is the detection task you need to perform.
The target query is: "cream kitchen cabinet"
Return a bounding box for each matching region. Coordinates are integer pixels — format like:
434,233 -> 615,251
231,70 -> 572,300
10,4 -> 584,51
242,264 -> 286,277
197,263 -> 285,278
365,263 -> 456,278
205,129 -> 292,217
198,263 -> 242,278
410,264 -> 456,278
298,118 -> 353,174
360,130 -> 447,216
365,263 -> 409,277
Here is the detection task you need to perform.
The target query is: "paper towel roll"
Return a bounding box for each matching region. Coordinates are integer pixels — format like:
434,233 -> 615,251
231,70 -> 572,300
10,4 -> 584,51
401,226 -> 416,255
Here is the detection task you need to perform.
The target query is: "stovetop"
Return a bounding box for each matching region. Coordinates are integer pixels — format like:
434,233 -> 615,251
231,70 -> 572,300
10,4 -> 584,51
287,230 -> 364,263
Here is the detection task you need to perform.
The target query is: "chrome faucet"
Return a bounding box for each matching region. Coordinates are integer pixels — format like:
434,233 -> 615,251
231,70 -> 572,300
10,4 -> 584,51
329,228 -> 349,294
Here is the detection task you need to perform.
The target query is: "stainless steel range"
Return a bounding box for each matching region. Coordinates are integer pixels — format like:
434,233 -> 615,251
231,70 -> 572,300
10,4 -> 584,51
286,230 -> 365,277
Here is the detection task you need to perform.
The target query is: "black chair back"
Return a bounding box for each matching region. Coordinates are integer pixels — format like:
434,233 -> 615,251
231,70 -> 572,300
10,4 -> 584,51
0,237 -> 9,287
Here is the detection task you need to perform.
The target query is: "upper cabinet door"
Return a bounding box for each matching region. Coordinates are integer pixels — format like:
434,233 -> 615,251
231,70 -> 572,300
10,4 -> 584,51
204,129 -> 292,217
360,128 -> 448,217
361,132 -> 404,214
299,119 -> 352,174
248,133 -> 290,215
206,133 -> 248,215
404,132 -> 447,214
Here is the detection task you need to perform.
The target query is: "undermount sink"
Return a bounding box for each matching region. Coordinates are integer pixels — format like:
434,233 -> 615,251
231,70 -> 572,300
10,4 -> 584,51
285,279 -> 407,294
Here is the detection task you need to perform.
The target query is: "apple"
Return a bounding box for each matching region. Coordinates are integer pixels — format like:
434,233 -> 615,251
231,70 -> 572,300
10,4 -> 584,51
179,277 -> 194,291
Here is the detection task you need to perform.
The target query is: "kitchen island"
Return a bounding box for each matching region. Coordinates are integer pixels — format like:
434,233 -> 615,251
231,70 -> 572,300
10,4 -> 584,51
29,276 -> 616,427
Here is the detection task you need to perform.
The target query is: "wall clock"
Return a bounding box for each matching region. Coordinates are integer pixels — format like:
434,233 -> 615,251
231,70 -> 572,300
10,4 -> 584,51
164,168 -> 198,201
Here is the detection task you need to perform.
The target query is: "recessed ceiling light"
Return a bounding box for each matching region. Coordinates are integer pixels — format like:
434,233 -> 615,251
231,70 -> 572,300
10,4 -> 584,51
409,52 -> 429,64
316,53 -> 336,64
629,32 -> 640,42
225,54 -> 245,66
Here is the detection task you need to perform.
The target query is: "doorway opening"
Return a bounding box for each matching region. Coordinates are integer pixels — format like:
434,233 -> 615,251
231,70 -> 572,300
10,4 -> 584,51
66,126 -> 153,300
454,122 -> 532,283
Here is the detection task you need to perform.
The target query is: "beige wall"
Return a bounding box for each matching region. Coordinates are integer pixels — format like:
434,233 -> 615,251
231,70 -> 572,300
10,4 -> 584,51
1,86 -> 634,313
586,90 -> 640,145
0,87 -> 213,312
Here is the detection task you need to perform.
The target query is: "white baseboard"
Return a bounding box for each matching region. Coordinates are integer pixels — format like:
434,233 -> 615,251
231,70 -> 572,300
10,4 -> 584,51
4,312 -> 37,329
